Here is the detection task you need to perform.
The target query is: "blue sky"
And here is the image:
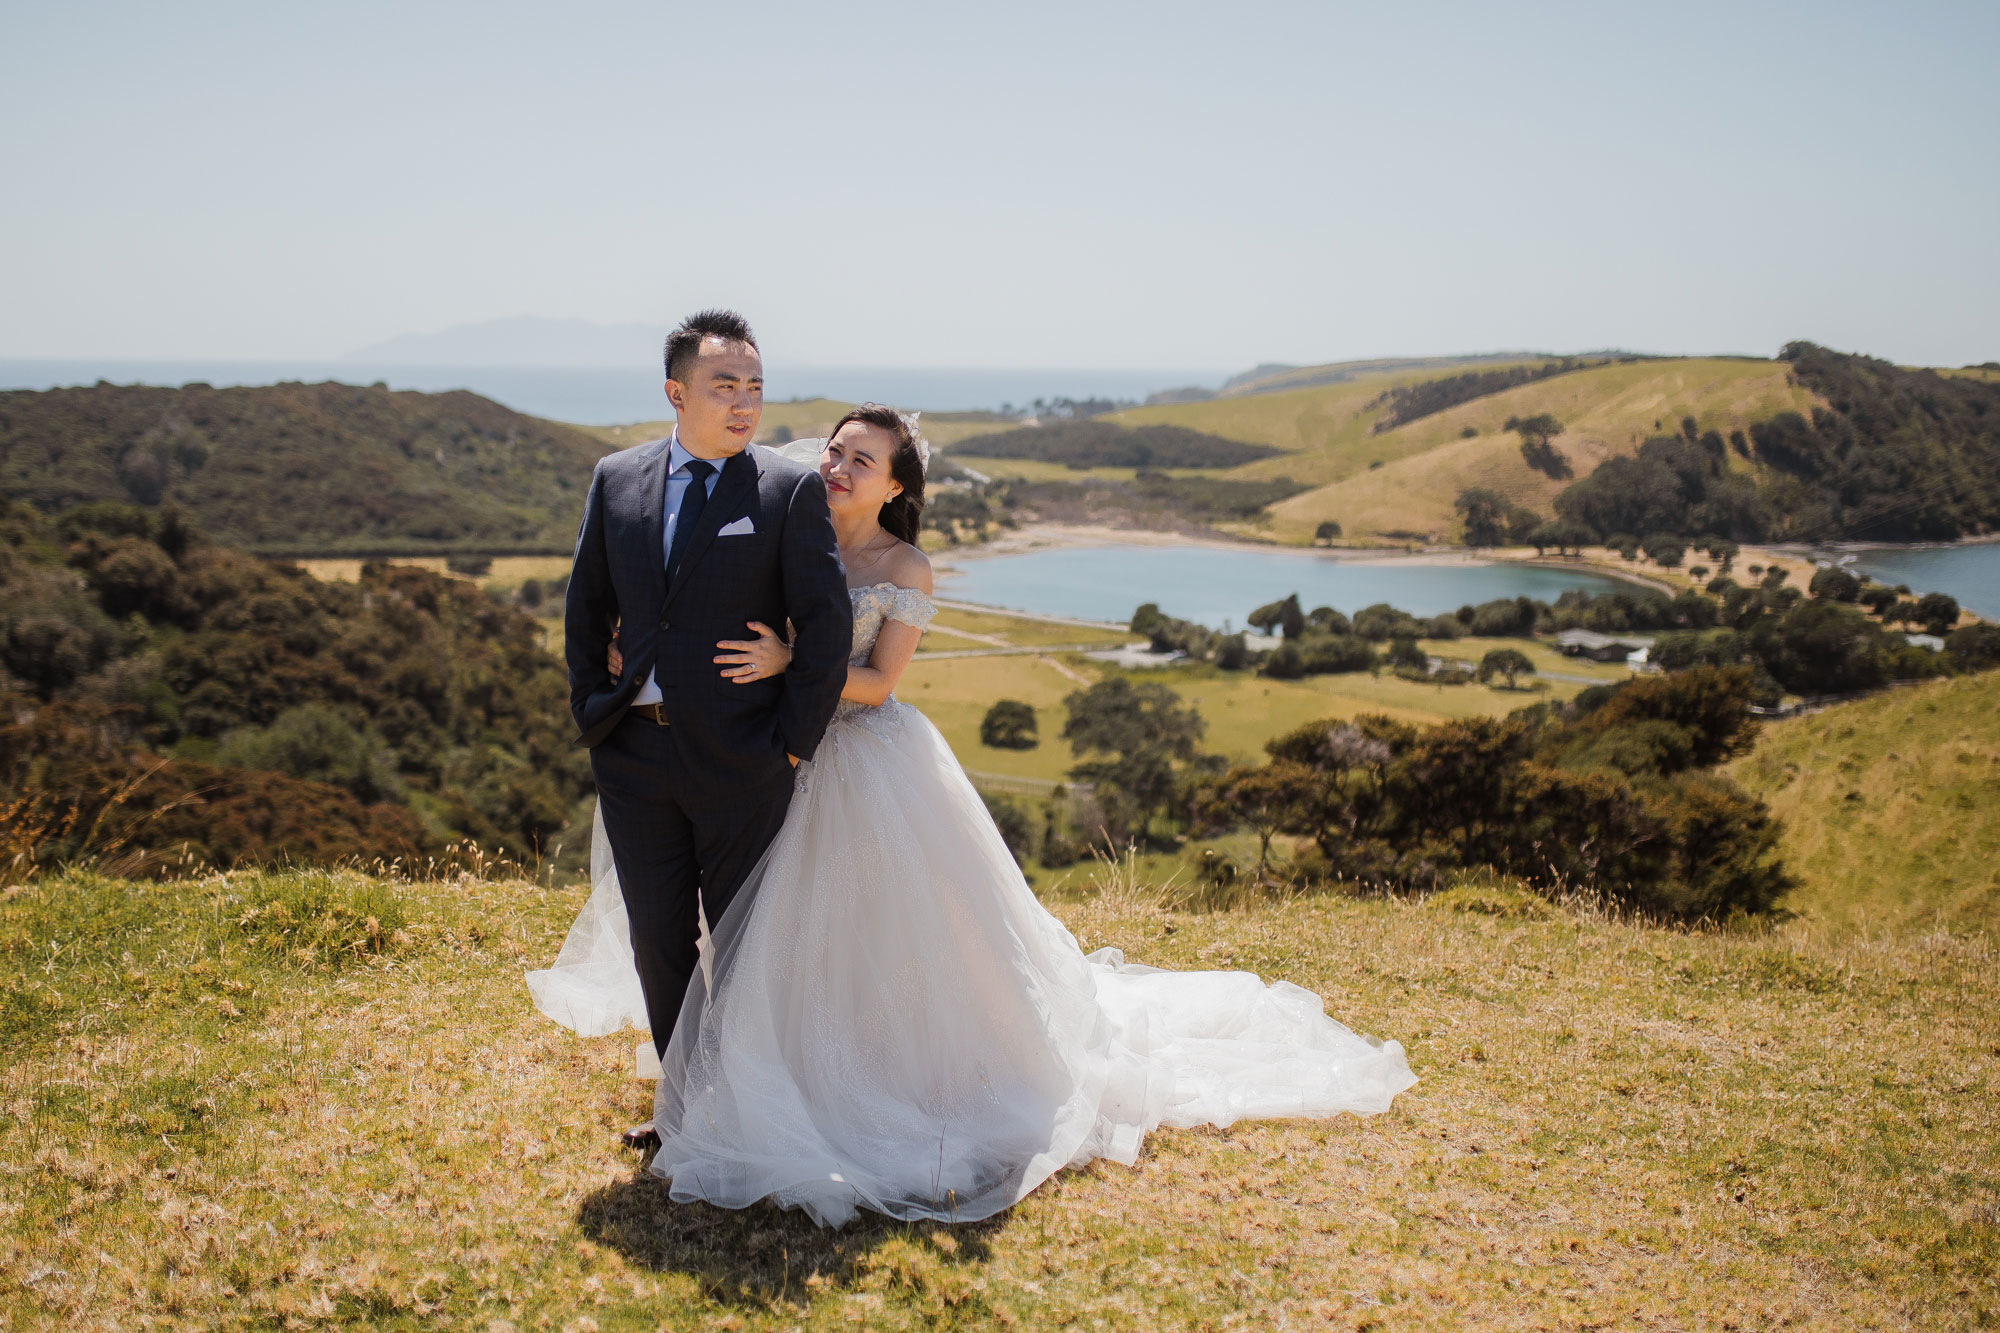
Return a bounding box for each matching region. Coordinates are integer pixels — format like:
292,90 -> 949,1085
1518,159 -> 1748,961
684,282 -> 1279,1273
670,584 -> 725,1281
2,0 -> 1995,369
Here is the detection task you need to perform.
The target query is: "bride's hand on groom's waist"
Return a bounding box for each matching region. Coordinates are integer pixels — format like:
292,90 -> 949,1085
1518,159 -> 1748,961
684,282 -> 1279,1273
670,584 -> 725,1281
716,621 -> 792,683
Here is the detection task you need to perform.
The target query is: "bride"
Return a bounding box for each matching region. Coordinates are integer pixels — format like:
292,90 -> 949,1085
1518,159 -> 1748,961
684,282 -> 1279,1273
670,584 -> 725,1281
528,404 -> 1415,1226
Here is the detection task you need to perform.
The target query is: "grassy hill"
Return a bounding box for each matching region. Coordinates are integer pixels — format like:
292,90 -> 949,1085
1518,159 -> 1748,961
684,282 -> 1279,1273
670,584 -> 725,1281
578,402 -> 1013,454
0,381 -> 612,556
1215,352 -> 1565,398
1727,672 -> 2000,933
1117,357 -> 1822,543
3,864 -> 1993,1329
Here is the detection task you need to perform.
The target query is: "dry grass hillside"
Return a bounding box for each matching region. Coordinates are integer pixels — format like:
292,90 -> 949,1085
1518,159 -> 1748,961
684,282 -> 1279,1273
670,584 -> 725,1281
574,402 -> 1010,453
1726,671 -> 2000,935
3,863 -> 1995,1330
1119,358 -> 1822,544
1110,359 -> 1546,464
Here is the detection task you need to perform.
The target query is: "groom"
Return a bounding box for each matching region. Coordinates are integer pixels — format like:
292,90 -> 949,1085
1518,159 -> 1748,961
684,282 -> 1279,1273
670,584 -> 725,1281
564,309 -> 851,1144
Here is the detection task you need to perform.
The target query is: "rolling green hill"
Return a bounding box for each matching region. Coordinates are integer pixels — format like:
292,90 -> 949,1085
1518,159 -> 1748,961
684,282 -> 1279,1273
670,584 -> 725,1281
1726,671 -> 2000,933
0,381 -> 612,555
1117,357 -> 1822,542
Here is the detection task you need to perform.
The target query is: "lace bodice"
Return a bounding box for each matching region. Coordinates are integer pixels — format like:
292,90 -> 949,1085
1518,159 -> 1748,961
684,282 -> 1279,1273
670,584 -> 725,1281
848,582 -> 935,666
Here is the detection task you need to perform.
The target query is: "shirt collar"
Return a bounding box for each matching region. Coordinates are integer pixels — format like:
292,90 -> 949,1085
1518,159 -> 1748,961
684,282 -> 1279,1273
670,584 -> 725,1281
667,431 -> 725,477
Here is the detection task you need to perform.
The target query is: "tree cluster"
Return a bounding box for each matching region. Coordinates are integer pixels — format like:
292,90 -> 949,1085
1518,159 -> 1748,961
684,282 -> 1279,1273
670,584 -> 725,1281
951,420 -> 1282,469
0,380 -> 610,555
1553,421 -> 1770,543
996,473 -> 1306,531
1367,358 -> 1607,433
1544,344 -> 2000,543
1197,667 -> 1791,919
0,499 -> 590,874
1453,488 -> 1544,548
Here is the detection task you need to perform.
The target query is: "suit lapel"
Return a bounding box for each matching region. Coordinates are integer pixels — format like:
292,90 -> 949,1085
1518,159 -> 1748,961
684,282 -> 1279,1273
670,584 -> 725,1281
638,438 -> 673,602
665,448 -> 757,607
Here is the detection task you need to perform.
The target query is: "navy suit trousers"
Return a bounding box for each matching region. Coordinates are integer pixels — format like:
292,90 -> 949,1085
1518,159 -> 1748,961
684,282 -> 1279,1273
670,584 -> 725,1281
589,713 -> 794,1055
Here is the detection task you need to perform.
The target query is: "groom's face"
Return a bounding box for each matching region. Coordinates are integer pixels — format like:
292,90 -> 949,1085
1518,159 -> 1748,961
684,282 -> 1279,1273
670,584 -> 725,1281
666,337 -> 764,458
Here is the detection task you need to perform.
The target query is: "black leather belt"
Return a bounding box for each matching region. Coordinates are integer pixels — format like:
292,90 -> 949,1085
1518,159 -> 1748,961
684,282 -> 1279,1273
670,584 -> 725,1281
629,702 -> 670,726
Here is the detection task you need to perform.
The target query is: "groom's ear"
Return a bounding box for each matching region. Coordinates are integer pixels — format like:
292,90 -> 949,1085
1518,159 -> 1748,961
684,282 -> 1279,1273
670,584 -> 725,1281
664,379 -> 686,414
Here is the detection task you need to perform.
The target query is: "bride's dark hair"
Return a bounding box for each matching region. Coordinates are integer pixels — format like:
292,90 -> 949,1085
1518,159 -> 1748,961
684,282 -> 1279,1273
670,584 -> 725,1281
828,403 -> 926,545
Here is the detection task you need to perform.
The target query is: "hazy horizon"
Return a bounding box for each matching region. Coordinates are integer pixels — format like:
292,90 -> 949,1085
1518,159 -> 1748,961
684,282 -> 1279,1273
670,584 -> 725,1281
4,2 -> 1996,369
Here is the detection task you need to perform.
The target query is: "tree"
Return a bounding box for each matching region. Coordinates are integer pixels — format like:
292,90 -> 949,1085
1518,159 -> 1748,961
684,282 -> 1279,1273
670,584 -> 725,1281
1248,593 -> 1305,639
1529,521 -> 1591,557
979,698 -> 1039,749
1915,592 -> 1961,635
1641,532 -> 1686,567
1477,647 -> 1536,688
1454,488 -> 1508,547
982,793 -> 1035,865
1507,506 -> 1545,545
1808,567 -> 1861,602
1385,637 -> 1429,673
1313,520 -> 1342,545
1701,537 -> 1740,574
1060,678 -> 1207,842
1506,413 -> 1569,478
1605,532 -> 1640,560
1947,622 -> 2000,669
1194,763 -> 1319,877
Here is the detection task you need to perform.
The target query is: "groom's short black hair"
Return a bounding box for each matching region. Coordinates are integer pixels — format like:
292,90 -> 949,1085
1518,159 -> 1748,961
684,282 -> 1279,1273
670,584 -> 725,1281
664,309 -> 758,384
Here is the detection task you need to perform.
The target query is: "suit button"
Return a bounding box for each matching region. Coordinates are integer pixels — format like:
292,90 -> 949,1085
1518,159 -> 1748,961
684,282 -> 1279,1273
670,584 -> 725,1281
659,618 -> 670,630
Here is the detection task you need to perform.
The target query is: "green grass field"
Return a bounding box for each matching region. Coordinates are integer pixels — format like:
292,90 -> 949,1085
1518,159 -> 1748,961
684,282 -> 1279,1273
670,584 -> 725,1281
1726,671 -> 2000,934
925,606 -> 1126,649
4,865 -> 1993,1330
905,645 -> 1612,786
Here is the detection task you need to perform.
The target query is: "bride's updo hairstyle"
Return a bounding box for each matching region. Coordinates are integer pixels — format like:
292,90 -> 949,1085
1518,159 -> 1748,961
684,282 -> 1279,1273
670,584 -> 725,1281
829,403 -> 927,545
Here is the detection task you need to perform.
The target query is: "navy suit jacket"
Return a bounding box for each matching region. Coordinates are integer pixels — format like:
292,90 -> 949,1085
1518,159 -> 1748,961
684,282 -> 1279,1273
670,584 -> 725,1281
564,439 -> 851,774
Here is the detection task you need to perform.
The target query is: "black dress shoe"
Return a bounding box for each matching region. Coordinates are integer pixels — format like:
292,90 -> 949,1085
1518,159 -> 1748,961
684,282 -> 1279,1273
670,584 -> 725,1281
622,1122 -> 661,1150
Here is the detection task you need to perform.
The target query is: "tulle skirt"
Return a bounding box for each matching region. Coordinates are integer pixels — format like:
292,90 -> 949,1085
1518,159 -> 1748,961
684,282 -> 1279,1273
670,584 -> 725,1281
528,698 -> 1415,1226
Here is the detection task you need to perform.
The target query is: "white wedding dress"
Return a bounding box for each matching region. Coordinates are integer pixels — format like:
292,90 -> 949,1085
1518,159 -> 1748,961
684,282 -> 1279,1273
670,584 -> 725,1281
528,583 -> 1415,1226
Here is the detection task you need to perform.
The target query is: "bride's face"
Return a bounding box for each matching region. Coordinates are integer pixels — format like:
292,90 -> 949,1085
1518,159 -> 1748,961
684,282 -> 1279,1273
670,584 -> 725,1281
820,423 -> 903,521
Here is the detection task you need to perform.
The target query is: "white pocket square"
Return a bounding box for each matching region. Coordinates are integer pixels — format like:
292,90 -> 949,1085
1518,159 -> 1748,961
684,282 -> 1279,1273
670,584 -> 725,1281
716,517 -> 756,537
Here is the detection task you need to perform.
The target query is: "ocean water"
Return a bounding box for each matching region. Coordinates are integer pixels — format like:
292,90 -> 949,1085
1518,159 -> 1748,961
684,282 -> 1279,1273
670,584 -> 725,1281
0,359 -> 1221,424
1839,544 -> 2000,619
938,545 -> 1631,628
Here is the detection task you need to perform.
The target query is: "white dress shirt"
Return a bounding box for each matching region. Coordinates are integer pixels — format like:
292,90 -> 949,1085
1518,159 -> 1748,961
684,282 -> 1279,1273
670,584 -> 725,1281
631,433 -> 725,706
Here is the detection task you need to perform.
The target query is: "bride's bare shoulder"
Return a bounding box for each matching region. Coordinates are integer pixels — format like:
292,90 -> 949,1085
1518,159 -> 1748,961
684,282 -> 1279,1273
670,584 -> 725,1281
883,542 -> 933,595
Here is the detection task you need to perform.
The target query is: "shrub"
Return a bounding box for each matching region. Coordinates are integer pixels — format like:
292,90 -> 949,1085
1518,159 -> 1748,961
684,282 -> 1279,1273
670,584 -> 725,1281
981,794 -> 1035,865
979,699 -> 1039,749
215,705 -> 403,804
1947,623 -> 2000,669
1476,648 -> 1535,688
1809,567 -> 1861,602
1915,592 -> 1960,634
